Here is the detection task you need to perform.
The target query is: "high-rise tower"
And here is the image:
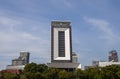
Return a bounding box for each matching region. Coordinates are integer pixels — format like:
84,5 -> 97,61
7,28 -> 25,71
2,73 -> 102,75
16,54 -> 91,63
51,21 -> 72,63
48,21 -> 80,70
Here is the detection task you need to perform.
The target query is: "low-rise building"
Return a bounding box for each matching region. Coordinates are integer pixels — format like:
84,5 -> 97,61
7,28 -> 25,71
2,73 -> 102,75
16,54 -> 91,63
6,51 -> 30,70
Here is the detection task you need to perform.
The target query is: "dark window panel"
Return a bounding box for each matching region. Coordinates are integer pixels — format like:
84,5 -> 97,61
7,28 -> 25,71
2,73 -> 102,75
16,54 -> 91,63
58,31 -> 65,57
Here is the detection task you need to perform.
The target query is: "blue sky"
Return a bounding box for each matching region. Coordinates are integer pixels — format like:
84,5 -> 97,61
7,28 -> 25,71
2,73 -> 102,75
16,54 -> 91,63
0,0 -> 120,70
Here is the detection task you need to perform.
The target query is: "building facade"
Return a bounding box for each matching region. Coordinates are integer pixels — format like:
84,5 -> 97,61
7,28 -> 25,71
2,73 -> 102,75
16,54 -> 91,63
51,21 -> 72,63
99,61 -> 120,67
72,53 -> 78,63
48,21 -> 80,70
6,51 -> 30,70
12,51 -> 30,66
85,50 -> 119,69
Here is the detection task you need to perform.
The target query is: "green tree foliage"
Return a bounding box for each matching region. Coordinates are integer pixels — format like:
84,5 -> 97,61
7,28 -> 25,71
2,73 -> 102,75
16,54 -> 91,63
19,74 -> 26,79
24,62 -> 38,73
0,72 -> 4,79
100,65 -> 120,79
47,67 -> 59,79
2,63 -> 120,79
37,64 -> 48,73
24,62 -> 48,73
58,69 -> 68,79
75,68 -> 84,79
2,72 -> 20,79
23,63 -> 48,79
67,72 -> 76,79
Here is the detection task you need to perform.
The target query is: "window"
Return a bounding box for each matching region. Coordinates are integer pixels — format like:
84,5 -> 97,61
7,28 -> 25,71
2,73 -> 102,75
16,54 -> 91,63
58,31 -> 65,57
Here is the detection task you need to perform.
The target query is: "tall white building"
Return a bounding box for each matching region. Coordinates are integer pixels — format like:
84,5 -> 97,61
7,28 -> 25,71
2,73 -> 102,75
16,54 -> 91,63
51,21 -> 72,63
47,21 -> 80,70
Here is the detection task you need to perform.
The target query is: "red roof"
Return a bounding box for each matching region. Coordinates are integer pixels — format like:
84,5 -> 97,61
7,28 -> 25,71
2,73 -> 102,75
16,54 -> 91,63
1,69 -> 20,74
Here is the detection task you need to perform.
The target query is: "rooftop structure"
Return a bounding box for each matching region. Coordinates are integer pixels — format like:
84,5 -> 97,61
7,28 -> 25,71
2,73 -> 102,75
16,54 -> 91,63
92,61 -> 120,67
72,53 -> 78,63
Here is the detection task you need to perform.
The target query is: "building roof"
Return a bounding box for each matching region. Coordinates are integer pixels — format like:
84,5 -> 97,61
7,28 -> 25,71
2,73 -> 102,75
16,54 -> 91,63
6,65 -> 25,70
47,62 -> 80,68
99,61 -> 120,67
1,70 -> 20,74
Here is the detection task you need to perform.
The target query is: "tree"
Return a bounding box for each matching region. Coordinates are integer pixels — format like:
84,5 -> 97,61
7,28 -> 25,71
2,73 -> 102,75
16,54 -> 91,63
0,72 -> 4,79
20,74 -> 26,79
116,70 -> 120,78
58,70 -> 68,79
47,67 -> 59,79
37,64 -> 48,73
3,72 -> 20,79
75,68 -> 84,79
24,63 -> 48,73
67,72 -> 76,79
101,65 -> 120,79
24,62 -> 38,73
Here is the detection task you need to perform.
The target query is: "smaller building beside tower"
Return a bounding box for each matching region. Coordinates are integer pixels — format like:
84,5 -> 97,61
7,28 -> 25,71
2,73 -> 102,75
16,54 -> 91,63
85,50 -> 120,69
72,53 -> 78,63
98,50 -> 119,67
6,51 -> 30,70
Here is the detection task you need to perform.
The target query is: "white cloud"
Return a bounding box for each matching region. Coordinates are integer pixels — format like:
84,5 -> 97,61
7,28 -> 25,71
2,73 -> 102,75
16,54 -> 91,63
0,16 -> 21,32
0,16 -> 20,26
84,17 -> 120,44
0,14 -> 50,70
0,29 -> 49,59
